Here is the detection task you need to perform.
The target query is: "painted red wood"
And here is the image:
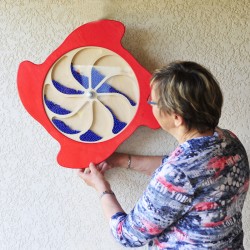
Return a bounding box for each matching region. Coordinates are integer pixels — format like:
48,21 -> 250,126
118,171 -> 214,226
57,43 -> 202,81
17,20 -> 159,168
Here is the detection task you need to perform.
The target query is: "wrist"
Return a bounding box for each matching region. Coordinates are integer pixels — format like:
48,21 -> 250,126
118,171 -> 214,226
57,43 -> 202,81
100,190 -> 115,199
108,152 -> 126,168
95,180 -> 111,193
116,153 -> 132,168
127,154 -> 132,169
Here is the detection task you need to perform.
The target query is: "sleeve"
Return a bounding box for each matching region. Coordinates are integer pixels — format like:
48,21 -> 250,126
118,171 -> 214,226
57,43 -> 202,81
162,155 -> 169,163
109,163 -> 195,247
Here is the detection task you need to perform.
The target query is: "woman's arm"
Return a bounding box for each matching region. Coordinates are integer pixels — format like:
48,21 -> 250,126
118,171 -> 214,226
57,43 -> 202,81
78,163 -> 125,219
79,153 -> 162,219
103,152 -> 162,176
78,160 -> 194,248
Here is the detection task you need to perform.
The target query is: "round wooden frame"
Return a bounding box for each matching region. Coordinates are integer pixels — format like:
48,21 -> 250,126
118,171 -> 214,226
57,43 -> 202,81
17,20 -> 160,168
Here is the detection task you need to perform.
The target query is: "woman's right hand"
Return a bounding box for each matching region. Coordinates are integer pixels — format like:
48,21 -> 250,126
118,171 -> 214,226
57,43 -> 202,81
98,152 -> 162,176
97,153 -> 129,173
96,161 -> 112,174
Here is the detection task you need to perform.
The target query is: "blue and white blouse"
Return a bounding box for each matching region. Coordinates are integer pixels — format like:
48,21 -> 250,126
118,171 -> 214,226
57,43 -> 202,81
109,128 -> 249,249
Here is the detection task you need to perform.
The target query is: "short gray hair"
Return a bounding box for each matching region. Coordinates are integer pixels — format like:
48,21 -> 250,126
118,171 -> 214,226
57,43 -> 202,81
151,61 -> 223,133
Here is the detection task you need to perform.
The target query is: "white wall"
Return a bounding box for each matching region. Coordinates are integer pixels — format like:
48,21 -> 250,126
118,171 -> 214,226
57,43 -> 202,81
1,0 -> 249,249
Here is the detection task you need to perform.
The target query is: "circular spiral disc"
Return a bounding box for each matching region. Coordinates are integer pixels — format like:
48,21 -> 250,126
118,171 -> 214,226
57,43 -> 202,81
43,46 -> 139,143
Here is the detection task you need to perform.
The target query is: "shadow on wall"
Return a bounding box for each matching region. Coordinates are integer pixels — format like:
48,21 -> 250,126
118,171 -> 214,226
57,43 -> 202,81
121,26 -> 160,72
96,20 -> 160,72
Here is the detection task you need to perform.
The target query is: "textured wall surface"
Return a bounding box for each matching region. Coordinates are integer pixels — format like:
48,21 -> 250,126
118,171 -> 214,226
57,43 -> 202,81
0,0 -> 249,250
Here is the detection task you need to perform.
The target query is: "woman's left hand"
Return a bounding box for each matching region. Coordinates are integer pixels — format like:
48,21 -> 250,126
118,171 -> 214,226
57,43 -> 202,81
78,162 -> 111,193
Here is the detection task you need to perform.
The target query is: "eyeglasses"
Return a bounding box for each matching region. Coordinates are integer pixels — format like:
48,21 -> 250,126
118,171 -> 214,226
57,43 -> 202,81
147,95 -> 158,105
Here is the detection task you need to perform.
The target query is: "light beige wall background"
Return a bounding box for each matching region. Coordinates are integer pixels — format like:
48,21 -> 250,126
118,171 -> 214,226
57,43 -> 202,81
0,0 -> 249,249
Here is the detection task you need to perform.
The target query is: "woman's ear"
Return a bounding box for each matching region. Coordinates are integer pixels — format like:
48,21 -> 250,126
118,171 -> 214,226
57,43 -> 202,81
173,113 -> 184,127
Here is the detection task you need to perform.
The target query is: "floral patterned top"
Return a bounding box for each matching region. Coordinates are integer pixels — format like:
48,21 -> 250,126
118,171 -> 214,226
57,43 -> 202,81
109,128 -> 249,249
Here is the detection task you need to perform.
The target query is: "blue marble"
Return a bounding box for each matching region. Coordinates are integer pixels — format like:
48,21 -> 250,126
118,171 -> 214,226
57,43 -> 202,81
71,64 -> 89,89
105,105 -> 127,134
91,67 -> 105,88
97,82 -> 136,106
52,118 -> 80,134
44,95 -> 71,115
52,80 -> 84,95
80,130 -> 102,142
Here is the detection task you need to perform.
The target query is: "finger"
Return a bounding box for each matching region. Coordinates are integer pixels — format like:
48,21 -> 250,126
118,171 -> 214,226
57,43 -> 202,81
97,161 -> 106,168
96,163 -> 103,171
99,162 -> 108,173
89,162 -> 97,173
97,162 -> 106,171
78,168 -> 90,180
84,168 -> 91,174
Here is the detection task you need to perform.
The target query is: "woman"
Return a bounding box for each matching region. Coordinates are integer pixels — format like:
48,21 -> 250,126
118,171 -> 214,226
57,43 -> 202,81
79,61 -> 249,249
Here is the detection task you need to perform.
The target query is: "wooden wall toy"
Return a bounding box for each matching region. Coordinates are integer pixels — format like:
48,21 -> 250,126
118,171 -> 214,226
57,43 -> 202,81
17,20 -> 160,168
